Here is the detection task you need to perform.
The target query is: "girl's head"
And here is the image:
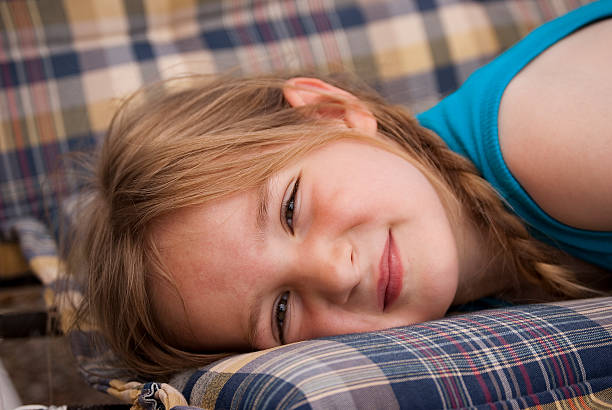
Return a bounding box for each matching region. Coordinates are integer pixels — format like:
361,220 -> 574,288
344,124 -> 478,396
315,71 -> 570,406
72,73 -> 589,376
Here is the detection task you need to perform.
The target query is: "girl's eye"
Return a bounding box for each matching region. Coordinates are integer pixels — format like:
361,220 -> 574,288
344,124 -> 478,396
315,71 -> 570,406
282,177 -> 300,234
275,291 -> 290,344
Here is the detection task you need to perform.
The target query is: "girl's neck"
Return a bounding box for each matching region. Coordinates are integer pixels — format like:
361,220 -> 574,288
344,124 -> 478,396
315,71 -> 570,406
451,216 -> 556,305
452,218 -> 513,305
453,218 -> 611,306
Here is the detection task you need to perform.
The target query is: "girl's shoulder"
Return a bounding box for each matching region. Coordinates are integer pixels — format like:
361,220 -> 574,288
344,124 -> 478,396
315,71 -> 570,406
498,18 -> 612,232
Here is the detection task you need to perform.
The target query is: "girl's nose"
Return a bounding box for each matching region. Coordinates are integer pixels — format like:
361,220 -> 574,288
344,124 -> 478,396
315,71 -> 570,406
295,236 -> 359,304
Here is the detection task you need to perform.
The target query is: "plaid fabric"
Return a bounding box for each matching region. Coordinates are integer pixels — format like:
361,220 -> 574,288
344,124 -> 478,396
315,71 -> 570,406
0,0 -> 593,228
170,298 -> 612,409
168,297 -> 612,409
0,0 -> 606,409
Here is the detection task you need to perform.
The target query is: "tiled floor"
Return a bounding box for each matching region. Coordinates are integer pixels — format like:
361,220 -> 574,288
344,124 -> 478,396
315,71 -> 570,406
0,336 -> 122,406
0,282 -> 122,407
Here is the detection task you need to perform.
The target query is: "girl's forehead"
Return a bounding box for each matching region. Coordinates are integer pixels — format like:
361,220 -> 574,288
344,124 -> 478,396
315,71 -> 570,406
151,188 -> 268,277
148,189 -> 278,350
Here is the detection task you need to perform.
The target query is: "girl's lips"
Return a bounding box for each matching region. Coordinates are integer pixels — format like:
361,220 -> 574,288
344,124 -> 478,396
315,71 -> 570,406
378,231 -> 403,311
385,232 -> 403,310
377,234 -> 390,311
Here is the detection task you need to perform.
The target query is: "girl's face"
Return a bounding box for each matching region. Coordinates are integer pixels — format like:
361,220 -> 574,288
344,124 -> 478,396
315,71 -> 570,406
152,139 -> 463,351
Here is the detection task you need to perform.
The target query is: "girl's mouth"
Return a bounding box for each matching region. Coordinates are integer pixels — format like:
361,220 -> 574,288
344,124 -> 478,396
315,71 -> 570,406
378,230 -> 404,311
385,231 -> 403,310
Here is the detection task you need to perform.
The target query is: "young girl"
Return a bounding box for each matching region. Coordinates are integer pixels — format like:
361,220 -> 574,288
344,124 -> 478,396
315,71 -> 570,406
71,1 -> 611,377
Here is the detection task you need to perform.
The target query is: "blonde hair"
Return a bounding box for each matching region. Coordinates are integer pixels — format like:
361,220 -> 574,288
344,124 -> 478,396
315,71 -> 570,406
69,72 -> 602,377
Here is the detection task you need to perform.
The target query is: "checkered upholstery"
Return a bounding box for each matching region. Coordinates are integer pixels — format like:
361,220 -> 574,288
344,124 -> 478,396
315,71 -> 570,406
0,0 -> 592,228
170,298 -> 612,409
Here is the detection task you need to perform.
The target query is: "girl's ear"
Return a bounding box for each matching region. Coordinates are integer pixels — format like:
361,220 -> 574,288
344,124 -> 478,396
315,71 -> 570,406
283,77 -> 377,136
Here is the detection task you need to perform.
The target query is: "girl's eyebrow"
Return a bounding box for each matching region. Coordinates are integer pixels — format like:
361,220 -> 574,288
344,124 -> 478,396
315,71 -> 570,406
247,291 -> 265,347
250,177 -> 277,346
256,178 -> 272,238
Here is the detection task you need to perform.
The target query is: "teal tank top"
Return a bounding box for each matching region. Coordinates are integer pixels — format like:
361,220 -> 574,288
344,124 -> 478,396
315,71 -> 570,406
417,1 -> 612,270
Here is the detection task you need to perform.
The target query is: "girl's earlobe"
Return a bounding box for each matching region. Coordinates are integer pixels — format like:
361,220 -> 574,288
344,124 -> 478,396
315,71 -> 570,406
283,77 -> 377,136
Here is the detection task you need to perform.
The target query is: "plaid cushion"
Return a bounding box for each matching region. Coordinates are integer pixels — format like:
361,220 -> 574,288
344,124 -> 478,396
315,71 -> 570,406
169,297 -> 612,409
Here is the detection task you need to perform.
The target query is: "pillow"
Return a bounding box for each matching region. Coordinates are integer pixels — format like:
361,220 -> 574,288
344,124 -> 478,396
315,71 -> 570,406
171,297 -> 612,409
164,297 -> 612,409
69,297 -> 612,409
